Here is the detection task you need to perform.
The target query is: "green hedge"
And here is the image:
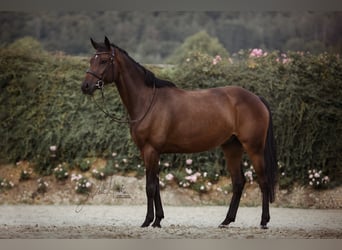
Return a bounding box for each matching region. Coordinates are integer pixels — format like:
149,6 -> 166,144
0,37 -> 341,187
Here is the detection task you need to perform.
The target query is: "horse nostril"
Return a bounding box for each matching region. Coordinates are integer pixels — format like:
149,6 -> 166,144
81,82 -> 90,93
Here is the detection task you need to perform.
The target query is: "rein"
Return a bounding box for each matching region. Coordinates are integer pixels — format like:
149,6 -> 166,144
93,82 -> 156,124
87,50 -> 157,124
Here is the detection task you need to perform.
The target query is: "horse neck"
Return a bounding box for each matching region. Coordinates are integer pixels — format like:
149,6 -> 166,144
115,52 -> 152,121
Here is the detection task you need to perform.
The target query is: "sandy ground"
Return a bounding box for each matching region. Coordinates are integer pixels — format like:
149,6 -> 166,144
0,205 -> 341,239
1,163 -> 341,239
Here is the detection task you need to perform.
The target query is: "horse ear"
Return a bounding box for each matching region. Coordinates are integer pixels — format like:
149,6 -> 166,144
90,38 -> 99,50
104,36 -> 111,50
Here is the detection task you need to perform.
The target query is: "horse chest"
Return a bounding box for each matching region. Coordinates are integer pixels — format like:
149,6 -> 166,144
130,123 -> 166,152
130,125 -> 151,150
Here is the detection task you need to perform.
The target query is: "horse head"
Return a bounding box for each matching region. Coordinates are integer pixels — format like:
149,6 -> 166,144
81,36 -> 117,95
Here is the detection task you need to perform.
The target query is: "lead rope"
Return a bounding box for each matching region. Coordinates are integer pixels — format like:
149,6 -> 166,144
92,81 -> 157,124
92,87 -> 129,123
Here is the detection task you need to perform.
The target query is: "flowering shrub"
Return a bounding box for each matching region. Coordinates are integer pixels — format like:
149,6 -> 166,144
212,55 -> 222,65
76,159 -> 92,172
49,145 -> 57,158
275,52 -> 291,64
53,164 -> 69,181
249,48 -> 267,58
192,182 -> 208,193
71,174 -> 92,194
19,168 -> 33,181
91,168 -> 106,180
164,173 -> 174,181
308,169 -> 330,189
158,158 -> 220,193
0,177 -> 14,190
243,160 -> 256,185
37,178 -> 48,193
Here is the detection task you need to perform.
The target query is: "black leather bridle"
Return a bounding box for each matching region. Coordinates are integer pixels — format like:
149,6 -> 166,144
85,49 -> 156,124
86,50 -> 115,90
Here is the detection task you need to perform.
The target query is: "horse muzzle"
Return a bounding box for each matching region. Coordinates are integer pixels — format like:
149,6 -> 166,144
81,81 -> 97,95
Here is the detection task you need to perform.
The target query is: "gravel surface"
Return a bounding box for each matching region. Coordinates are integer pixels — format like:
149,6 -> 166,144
0,205 -> 341,238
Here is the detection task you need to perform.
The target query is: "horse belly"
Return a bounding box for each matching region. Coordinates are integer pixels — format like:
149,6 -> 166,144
146,87 -> 236,153
162,119 -> 233,153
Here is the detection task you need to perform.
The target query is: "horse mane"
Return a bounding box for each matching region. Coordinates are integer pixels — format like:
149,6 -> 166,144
98,43 -> 177,89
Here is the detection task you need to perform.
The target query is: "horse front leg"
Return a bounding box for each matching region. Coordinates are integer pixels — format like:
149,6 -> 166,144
151,174 -> 164,228
141,145 -> 164,228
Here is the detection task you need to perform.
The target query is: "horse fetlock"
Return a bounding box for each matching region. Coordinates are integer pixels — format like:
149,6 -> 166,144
141,216 -> 154,227
260,215 -> 270,229
152,217 -> 163,228
219,217 -> 235,228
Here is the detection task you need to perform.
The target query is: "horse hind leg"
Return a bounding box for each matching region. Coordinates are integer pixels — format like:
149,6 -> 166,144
245,146 -> 270,229
219,136 -> 245,228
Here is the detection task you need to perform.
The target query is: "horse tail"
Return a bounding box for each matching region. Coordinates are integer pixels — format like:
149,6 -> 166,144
259,96 -> 278,203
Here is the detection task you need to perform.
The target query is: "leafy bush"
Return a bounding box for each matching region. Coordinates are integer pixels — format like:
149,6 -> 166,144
19,168 -> 33,181
71,174 -> 92,194
36,178 -> 49,194
53,163 -> 69,181
0,177 -> 14,190
0,38 -> 341,189
91,168 -> 106,180
167,30 -> 229,64
75,159 -> 92,172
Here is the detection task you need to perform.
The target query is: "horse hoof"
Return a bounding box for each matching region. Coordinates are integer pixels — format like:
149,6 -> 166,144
141,221 -> 152,228
260,225 -> 268,229
152,223 -> 161,228
218,224 -> 229,229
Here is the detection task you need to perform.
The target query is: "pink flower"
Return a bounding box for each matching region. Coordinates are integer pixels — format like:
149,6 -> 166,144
212,55 -> 222,65
250,48 -> 264,58
322,176 -> 330,183
282,58 -> 290,64
186,159 -> 193,165
165,173 -> 174,181
185,172 -> 201,183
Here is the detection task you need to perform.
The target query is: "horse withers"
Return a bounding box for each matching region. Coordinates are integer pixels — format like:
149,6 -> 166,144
81,37 -> 277,229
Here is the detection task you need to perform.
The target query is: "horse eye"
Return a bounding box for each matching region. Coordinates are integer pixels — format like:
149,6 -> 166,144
100,60 -> 107,65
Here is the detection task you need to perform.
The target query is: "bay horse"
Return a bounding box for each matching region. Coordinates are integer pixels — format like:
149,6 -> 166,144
81,37 -> 277,229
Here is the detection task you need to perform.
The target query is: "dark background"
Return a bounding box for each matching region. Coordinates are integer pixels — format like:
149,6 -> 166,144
1,11 -> 341,63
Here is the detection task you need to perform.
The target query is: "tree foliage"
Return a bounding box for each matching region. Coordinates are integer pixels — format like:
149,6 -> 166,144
167,30 -> 229,63
0,12 -> 341,63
